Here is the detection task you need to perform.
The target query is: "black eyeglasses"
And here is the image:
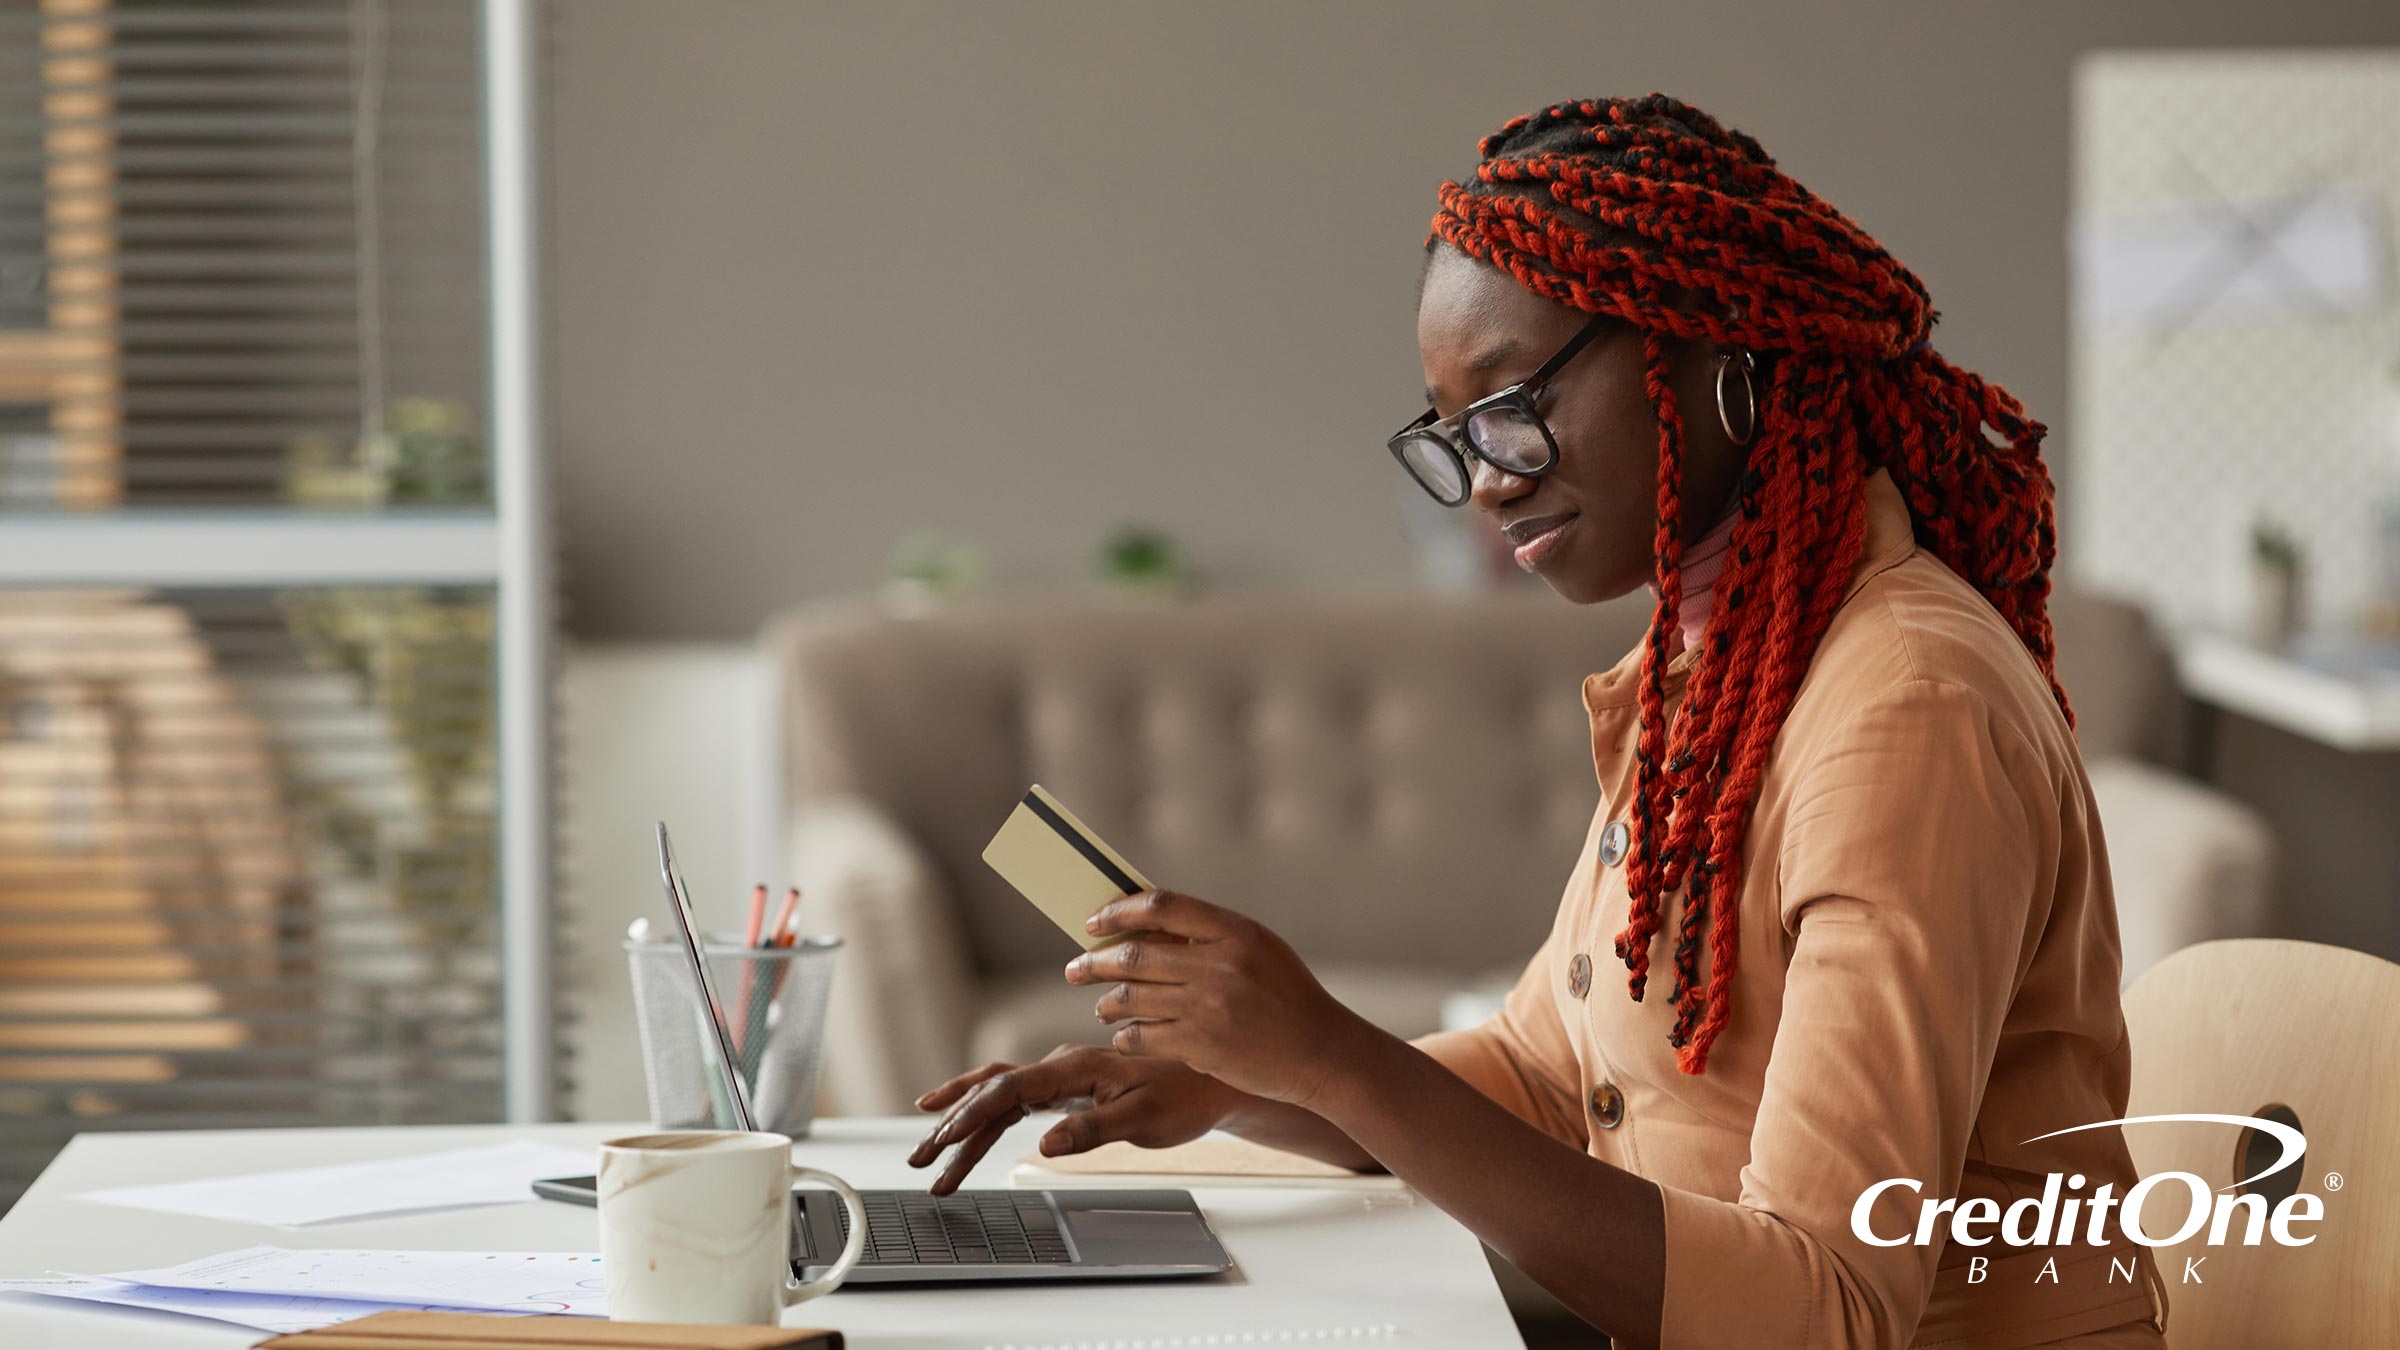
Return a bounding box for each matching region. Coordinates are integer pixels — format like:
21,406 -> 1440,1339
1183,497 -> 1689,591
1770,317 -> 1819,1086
1387,311 -> 1617,507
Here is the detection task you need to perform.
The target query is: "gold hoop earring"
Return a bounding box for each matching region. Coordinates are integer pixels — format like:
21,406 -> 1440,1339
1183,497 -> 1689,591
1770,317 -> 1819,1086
1715,348 -> 1757,447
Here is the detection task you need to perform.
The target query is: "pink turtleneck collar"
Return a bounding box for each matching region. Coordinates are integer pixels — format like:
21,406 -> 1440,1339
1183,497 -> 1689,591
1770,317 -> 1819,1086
1645,507 -> 1740,656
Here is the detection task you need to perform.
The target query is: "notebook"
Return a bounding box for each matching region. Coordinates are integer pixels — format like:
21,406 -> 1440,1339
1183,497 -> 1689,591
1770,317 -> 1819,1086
1010,1134 -> 1409,1192
253,1311 -> 839,1349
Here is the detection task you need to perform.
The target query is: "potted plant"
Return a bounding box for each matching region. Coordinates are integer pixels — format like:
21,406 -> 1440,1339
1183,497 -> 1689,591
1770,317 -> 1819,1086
2248,519 -> 2303,649
1098,525 -> 1189,598
880,531 -> 984,616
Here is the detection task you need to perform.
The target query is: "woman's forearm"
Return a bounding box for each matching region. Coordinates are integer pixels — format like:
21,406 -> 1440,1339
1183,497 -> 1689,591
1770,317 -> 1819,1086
1058,889 -> 1665,1342
1310,1017 -> 1666,1350
1214,1089 -> 1383,1172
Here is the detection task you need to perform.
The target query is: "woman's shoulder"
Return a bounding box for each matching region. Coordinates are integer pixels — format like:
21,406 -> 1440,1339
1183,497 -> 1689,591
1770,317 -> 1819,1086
1760,550 -> 2103,939
1779,546 -> 2083,782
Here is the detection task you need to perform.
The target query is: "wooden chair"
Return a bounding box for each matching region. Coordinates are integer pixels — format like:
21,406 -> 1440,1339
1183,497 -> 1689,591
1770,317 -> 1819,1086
2120,939 -> 2399,1347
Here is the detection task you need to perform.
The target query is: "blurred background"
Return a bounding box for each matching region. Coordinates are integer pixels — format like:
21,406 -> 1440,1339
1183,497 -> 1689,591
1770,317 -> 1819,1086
1,8 -> 2396,1327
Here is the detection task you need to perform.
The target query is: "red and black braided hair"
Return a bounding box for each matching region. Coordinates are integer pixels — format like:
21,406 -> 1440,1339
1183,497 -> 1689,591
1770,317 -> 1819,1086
1429,94 -> 2070,1075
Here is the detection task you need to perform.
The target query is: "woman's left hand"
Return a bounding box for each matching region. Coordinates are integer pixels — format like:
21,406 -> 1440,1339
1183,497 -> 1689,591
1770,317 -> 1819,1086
1064,889 -> 1376,1110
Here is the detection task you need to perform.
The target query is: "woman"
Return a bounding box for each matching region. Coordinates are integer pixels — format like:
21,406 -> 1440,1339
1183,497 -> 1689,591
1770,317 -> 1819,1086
909,95 -> 2169,1350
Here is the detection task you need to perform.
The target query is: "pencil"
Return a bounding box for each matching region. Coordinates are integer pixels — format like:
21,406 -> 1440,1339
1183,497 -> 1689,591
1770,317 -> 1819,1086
768,886 -> 800,949
742,882 -> 769,948
763,888 -> 803,1026
735,883 -> 768,1062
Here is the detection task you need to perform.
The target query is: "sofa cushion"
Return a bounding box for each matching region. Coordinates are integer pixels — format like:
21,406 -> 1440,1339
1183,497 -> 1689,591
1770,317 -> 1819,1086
2085,756 -> 2273,986
2046,586 -> 2185,764
965,962 -> 1479,1070
770,594 -> 1646,981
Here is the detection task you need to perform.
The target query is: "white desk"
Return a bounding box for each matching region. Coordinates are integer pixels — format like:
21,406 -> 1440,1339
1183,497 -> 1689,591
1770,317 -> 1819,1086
2173,629 -> 2400,751
0,1117 -> 1525,1349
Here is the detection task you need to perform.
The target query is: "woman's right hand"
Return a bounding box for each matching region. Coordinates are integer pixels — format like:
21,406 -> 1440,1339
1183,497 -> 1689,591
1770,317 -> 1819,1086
906,1044 -> 1240,1195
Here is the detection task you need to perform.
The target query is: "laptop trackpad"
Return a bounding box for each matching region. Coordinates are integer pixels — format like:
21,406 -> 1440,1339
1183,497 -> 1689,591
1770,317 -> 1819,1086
1068,1209 -> 1212,1244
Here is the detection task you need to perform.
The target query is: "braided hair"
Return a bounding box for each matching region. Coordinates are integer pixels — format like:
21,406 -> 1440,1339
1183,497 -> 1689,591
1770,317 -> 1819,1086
1429,95 -> 2069,1075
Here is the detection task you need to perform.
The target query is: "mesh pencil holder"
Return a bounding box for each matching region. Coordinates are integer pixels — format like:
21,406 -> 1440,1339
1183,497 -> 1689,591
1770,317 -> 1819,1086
625,933 -> 840,1138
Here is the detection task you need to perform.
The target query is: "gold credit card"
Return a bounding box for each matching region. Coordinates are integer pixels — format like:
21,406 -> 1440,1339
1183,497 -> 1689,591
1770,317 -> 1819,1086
982,784 -> 1153,951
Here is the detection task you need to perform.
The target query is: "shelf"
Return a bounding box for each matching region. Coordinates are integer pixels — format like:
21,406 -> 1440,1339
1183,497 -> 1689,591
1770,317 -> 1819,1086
2172,629 -> 2400,752
0,512 -> 502,587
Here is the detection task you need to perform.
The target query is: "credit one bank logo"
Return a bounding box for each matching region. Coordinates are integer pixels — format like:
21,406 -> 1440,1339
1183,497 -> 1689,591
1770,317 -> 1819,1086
1851,1114 -> 2324,1257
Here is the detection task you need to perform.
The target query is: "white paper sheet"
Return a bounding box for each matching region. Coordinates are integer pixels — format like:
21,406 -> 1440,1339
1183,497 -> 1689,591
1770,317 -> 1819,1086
0,1274 -> 526,1336
94,1245 -> 609,1317
2073,188 -> 2384,326
74,1139 -> 597,1226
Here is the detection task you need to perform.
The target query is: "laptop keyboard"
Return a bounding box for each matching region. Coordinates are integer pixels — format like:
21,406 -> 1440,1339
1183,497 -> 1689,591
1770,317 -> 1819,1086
836,1190 -> 1075,1266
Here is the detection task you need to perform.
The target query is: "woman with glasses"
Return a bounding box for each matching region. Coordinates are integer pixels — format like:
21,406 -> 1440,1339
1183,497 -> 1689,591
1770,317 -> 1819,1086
910,95 -> 2166,1350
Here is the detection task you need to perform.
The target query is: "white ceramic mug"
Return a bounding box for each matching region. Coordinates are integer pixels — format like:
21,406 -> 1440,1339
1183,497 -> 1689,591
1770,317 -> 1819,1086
597,1130 -> 867,1325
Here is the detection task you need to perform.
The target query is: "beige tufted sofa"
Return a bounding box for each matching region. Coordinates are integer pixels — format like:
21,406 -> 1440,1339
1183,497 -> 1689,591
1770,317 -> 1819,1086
765,587 -> 2271,1115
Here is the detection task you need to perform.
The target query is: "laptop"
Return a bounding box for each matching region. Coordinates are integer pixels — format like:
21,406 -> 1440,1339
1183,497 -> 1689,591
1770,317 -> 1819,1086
531,823 -> 1232,1285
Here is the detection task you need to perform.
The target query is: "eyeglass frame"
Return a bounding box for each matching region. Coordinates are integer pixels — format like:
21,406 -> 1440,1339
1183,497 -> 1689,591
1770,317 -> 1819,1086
1387,309 -> 1619,507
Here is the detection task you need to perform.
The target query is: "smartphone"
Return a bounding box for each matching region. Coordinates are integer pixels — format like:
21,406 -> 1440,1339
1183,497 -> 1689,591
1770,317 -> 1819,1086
530,1174 -> 603,1207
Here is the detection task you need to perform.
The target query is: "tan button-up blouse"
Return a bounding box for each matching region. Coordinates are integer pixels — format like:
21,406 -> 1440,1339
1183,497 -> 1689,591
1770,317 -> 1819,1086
1417,469 -> 2171,1350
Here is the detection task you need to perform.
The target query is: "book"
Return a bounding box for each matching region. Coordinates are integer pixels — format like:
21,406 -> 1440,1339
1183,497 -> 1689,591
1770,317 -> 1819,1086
1011,1134 -> 1409,1192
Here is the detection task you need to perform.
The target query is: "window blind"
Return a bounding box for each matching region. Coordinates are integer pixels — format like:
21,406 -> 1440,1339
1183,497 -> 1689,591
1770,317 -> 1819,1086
0,0 -> 490,509
0,0 -> 548,1215
0,585 -> 508,1208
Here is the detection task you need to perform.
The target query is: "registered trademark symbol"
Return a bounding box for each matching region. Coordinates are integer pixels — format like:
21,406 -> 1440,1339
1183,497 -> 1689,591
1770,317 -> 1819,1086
2324,1172 -> 2343,1191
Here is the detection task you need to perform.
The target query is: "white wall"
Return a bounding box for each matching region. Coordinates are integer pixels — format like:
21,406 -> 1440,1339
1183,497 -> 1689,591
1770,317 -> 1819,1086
544,0 -> 2400,641
557,642 -> 775,1121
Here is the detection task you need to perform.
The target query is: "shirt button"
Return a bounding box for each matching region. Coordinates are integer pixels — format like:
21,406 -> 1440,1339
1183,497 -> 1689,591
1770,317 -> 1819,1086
1590,1081 -> 1625,1130
1598,820 -> 1629,867
1567,952 -> 1592,999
